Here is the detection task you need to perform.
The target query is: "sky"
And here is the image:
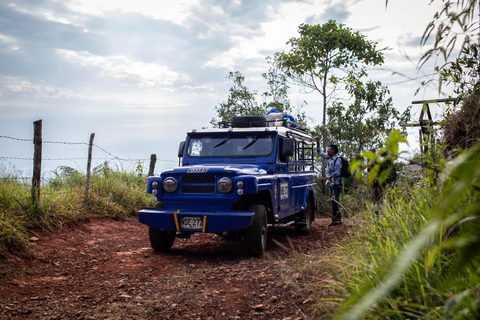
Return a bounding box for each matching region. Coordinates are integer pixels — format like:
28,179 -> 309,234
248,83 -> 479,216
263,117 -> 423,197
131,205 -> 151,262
0,0 -> 453,178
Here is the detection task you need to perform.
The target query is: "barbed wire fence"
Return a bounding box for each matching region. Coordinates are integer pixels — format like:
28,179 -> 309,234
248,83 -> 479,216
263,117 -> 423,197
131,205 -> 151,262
0,119 -> 177,206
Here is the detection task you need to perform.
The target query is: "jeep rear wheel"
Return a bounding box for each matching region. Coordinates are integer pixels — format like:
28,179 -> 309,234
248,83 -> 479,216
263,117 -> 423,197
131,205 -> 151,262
244,204 -> 268,257
295,200 -> 313,235
149,227 -> 175,252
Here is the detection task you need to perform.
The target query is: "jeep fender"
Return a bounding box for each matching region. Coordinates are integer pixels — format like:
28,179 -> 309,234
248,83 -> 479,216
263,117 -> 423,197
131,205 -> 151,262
302,185 -> 317,212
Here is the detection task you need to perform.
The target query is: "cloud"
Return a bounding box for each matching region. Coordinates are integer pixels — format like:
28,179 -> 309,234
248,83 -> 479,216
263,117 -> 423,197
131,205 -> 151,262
6,0 -> 202,26
0,33 -> 20,52
318,1 -> 352,23
0,76 -> 86,99
6,1 -> 89,27
56,49 -> 190,88
65,0 -> 201,25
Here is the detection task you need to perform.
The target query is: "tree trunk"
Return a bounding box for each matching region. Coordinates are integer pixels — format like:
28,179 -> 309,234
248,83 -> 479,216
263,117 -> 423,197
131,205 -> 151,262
321,75 -> 328,193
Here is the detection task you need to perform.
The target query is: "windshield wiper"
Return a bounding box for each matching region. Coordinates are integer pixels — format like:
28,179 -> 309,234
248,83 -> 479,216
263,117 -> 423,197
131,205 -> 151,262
243,135 -> 258,150
214,135 -> 230,148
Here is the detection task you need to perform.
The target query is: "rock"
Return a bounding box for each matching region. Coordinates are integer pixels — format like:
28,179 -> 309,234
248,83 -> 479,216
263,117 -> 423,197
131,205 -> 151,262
254,304 -> 264,311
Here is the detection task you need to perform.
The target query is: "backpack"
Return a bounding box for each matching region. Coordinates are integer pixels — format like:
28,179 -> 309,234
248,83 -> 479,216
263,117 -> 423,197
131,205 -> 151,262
335,156 -> 351,178
385,165 -> 397,184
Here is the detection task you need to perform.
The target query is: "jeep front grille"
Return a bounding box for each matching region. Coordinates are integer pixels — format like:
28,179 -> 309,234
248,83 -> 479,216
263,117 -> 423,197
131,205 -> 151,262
180,185 -> 216,193
180,175 -> 216,194
181,175 -> 215,184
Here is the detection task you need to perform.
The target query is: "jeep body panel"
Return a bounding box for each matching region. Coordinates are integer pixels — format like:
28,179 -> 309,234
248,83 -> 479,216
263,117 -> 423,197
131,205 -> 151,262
138,117 -> 317,254
139,208 -> 255,233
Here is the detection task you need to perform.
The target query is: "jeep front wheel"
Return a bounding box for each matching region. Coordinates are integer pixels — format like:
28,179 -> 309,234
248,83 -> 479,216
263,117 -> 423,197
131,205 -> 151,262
295,200 -> 313,235
149,227 -> 175,252
244,204 -> 268,257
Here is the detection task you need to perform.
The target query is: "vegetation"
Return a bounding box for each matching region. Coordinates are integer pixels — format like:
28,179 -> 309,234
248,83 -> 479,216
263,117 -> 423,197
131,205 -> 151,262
210,71 -> 263,127
326,0 -> 480,318
326,78 -> 411,158
1,1 -> 478,318
210,62 -> 307,127
275,20 -> 385,152
266,1 -> 480,318
0,162 -> 155,258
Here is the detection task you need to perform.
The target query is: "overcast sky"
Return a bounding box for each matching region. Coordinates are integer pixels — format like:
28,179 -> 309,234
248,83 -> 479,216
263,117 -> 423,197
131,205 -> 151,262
0,0 -> 451,177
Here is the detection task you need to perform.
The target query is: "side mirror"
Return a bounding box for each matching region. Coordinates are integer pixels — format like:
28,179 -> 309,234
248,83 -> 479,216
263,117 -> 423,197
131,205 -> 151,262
178,141 -> 185,158
281,138 -> 294,159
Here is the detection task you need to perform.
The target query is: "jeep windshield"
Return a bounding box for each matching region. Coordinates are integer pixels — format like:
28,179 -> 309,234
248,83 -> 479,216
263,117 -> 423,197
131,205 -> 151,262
187,133 -> 275,158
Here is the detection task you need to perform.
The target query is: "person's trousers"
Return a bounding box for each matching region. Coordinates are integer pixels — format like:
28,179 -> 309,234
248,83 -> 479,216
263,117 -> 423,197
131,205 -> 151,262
330,185 -> 342,221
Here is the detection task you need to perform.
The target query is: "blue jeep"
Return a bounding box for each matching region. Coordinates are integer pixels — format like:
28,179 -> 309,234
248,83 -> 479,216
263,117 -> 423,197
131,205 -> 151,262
139,116 -> 317,256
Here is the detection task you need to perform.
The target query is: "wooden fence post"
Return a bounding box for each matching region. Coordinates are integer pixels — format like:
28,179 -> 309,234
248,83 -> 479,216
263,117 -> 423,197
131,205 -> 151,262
85,133 -> 95,201
31,120 -> 42,208
148,154 -> 156,176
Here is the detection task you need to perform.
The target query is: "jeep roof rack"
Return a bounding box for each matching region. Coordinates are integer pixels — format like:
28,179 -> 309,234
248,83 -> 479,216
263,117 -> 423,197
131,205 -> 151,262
217,115 -> 310,134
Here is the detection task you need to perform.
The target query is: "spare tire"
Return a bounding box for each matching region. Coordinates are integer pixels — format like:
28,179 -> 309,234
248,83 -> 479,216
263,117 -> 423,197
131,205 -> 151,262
230,116 -> 267,128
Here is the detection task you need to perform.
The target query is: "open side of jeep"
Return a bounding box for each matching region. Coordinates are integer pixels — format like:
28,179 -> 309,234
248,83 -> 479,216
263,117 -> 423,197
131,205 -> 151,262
138,116 -> 317,256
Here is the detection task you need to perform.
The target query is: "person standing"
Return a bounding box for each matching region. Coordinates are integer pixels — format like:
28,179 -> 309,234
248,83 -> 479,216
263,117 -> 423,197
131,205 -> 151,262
369,149 -> 397,216
315,136 -> 343,226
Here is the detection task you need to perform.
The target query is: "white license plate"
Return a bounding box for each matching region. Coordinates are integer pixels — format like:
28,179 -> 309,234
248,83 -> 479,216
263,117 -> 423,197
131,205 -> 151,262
180,216 -> 203,230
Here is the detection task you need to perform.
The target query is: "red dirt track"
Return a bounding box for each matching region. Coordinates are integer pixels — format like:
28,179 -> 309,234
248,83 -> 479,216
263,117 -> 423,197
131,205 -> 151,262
0,217 -> 349,319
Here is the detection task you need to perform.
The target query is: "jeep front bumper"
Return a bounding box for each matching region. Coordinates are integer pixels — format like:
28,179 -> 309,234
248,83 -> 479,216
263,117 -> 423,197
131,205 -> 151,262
138,209 -> 255,233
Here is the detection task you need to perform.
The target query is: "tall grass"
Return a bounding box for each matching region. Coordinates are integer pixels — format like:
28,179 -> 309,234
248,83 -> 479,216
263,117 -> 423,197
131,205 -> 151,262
335,145 -> 480,319
0,163 -> 155,257
275,133 -> 479,319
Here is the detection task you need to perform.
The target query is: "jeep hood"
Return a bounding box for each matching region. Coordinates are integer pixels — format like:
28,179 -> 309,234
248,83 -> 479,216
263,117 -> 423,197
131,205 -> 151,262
161,164 -> 268,176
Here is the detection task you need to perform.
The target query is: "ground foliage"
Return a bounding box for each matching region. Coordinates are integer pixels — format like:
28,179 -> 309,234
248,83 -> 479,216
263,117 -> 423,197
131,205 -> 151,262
337,139 -> 480,319
442,88 -> 480,153
0,162 -> 155,258
334,4 -> 480,317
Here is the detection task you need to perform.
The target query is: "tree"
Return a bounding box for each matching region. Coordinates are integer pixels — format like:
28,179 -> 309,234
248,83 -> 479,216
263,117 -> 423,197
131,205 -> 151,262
261,57 -> 294,114
261,57 -> 308,127
210,71 -> 264,127
326,78 -> 411,158
211,67 -> 306,128
275,20 -> 385,151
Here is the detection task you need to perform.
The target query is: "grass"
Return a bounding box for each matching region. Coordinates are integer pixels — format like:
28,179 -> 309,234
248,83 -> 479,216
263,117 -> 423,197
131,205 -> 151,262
272,155 -> 479,320
335,145 -> 480,319
275,140 -> 480,319
0,164 -> 156,258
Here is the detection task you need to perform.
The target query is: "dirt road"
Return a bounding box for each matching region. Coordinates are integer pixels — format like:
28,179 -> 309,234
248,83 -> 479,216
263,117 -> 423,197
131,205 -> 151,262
0,217 -> 348,319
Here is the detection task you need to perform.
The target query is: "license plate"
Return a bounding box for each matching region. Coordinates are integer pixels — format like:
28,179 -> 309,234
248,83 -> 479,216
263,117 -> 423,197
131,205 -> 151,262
179,216 -> 203,230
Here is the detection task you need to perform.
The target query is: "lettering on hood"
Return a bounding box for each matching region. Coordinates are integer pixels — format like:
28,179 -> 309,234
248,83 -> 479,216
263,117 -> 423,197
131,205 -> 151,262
187,167 -> 208,173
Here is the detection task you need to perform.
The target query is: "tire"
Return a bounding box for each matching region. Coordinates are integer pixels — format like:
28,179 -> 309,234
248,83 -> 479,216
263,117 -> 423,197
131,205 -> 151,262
231,116 -> 267,128
149,227 -> 175,252
244,204 -> 268,257
148,201 -> 175,252
295,200 -> 313,235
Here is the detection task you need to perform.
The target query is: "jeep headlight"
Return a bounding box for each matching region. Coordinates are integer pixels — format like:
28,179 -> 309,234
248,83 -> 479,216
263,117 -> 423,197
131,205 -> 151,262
217,177 -> 233,193
163,177 -> 178,193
